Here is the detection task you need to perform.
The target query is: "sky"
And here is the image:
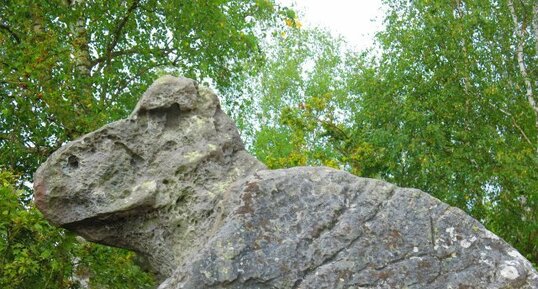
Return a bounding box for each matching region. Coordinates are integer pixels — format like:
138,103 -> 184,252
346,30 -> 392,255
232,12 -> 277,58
277,0 -> 385,51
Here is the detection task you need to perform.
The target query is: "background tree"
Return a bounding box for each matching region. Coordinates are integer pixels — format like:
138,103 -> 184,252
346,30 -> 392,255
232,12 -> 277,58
0,171 -> 156,288
352,0 -> 537,263
236,0 -> 537,265
225,26 -> 357,169
1,0 -> 283,181
0,0 -> 287,287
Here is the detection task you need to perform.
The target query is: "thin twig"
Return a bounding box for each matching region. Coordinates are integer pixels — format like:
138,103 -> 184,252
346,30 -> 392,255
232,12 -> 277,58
104,0 -> 141,67
0,23 -> 21,43
496,105 -> 533,146
90,47 -> 173,67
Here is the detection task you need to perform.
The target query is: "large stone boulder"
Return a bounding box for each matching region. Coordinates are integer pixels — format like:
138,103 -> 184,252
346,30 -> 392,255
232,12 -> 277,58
34,76 -> 538,288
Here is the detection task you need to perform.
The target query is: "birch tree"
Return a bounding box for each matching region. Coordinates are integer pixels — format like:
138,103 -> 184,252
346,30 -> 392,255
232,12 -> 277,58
351,0 -> 538,264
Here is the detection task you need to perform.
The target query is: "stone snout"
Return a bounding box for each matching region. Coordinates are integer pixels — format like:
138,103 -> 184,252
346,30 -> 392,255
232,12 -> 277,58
33,76 -> 265,278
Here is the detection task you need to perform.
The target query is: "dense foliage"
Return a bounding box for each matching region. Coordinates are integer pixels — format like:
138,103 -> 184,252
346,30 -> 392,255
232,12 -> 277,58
0,0 -> 536,287
233,0 -> 538,265
1,0 -> 286,287
1,0 -> 284,181
356,0 -> 537,263
0,171 -> 155,288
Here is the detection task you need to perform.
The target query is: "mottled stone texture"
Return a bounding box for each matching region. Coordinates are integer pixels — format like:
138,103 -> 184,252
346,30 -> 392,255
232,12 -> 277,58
34,76 -> 538,288
34,76 -> 265,278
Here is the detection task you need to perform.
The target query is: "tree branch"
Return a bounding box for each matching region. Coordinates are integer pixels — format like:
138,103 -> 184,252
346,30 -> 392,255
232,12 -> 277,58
500,108 -> 533,147
489,101 -> 533,147
104,0 -> 140,66
90,47 -> 174,67
0,23 -> 21,44
508,0 -> 538,146
113,63 -> 163,95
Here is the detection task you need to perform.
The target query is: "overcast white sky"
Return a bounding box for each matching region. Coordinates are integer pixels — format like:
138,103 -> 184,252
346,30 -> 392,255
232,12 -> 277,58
277,0 -> 385,51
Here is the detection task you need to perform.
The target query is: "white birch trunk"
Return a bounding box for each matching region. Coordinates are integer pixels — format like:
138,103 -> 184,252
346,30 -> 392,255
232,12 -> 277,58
508,0 -> 538,148
534,1 -> 538,56
69,0 -> 92,78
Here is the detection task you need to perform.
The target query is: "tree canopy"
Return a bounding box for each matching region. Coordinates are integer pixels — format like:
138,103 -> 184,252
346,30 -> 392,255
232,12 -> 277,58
1,0 -> 288,287
1,0 -> 289,181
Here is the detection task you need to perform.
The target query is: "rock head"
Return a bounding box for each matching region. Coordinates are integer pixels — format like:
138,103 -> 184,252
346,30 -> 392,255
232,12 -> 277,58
34,76 -> 538,288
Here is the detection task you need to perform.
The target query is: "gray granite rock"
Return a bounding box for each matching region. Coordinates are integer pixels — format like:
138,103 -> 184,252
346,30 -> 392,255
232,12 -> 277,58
34,76 -> 538,288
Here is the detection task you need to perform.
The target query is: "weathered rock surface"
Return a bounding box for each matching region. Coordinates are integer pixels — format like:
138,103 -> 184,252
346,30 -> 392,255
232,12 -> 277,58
34,76 -> 265,278
34,76 -> 538,288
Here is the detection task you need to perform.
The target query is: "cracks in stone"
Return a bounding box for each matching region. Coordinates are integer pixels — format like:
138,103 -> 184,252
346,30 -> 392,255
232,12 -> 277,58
374,252 -> 429,271
113,141 -> 145,168
429,213 -> 436,249
362,188 -> 395,225
424,252 -> 484,287
426,257 -> 443,285
368,251 -> 443,287
309,203 -> 347,240
427,204 -> 453,253
227,274 -> 280,289
349,283 -> 377,288
432,205 -> 451,226
291,186 -> 468,289
292,185 -> 397,288
492,259 -> 498,281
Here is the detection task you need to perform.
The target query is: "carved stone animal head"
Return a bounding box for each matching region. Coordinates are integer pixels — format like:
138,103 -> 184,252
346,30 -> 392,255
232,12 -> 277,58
33,76 -> 264,278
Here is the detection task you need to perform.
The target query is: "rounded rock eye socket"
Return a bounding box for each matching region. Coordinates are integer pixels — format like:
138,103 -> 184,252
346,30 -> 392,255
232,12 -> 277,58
67,155 -> 79,169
